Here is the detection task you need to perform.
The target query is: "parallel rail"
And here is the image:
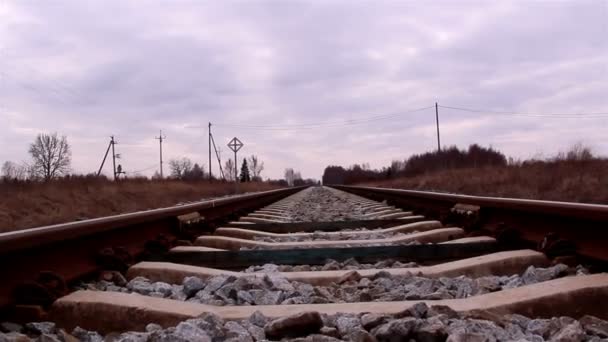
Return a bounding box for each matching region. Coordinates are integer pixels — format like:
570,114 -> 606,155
3,184 -> 608,324
0,187 -> 304,312
332,185 -> 608,263
49,186 -> 608,335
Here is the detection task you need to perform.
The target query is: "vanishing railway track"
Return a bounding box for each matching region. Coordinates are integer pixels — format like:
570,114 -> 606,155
1,185 -> 608,341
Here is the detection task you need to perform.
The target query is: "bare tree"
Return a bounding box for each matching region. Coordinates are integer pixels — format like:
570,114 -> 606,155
224,159 -> 235,181
184,163 -> 206,180
248,155 -> 264,181
564,142 -> 593,161
1,161 -> 28,181
28,133 -> 71,180
168,158 -> 193,179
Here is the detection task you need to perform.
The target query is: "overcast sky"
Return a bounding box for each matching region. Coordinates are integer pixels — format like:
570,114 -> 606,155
1,1 -> 607,180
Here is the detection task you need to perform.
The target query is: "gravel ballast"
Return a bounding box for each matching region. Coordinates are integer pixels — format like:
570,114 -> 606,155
80,264 -> 586,306
5,302 -> 608,341
269,187 -> 392,222
252,230 -> 416,243
243,258 -> 419,273
239,240 -> 421,250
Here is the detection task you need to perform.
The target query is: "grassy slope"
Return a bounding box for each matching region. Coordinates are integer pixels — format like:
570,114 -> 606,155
361,159 -> 608,204
0,179 -> 281,232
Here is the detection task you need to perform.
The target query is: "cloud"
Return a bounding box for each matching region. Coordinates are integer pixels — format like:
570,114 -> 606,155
0,0 -> 607,180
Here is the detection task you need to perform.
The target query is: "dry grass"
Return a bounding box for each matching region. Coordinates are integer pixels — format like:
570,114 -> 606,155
0,178 -> 281,232
361,159 -> 608,204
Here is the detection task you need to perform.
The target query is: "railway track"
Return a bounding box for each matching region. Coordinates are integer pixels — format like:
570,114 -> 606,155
1,185 -> 608,341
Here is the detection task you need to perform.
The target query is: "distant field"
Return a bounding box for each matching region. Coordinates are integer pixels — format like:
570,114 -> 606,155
360,159 -> 608,205
0,178 -> 281,232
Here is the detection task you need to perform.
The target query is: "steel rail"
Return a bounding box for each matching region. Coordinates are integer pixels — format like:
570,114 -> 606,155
332,185 -> 608,262
0,187 -> 304,254
0,186 -> 305,312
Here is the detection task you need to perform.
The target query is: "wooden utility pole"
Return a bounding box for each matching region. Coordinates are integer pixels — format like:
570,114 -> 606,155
208,122 -> 212,181
111,136 -> 117,180
97,139 -> 112,176
435,102 -> 441,152
155,130 -> 166,178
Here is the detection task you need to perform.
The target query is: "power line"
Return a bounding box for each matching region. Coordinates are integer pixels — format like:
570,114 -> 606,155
208,103 -> 608,133
127,164 -> 159,174
213,106 -> 435,130
438,104 -> 608,118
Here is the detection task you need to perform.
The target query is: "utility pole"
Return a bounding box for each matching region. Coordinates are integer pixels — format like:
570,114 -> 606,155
435,102 -> 441,152
155,130 -> 166,178
213,143 -> 225,180
111,136 -> 117,180
97,139 -> 112,177
234,150 -> 238,184
208,122 -> 212,182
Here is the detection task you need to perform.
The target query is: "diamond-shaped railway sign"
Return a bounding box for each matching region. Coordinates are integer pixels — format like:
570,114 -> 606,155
227,137 -> 243,153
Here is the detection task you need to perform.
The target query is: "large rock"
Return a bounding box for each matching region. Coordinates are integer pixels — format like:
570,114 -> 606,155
295,283 -> 315,297
25,322 -> 55,335
335,315 -> 361,336
319,326 -> 340,338
224,321 -> 253,342
145,324 -> 162,332
580,315 -> 608,338
248,311 -> 269,328
400,302 -> 428,319
414,319 -> 448,342
251,290 -> 283,305
447,319 -> 508,340
170,285 -> 188,301
233,276 -> 265,291
215,284 -> 238,302
321,260 -> 340,271
551,322 -> 585,342
203,275 -> 236,294
152,282 -> 173,297
237,290 -> 254,305
182,276 -> 206,297
428,305 -> 459,319
263,275 -> 295,292
71,327 -> 104,342
526,319 -> 560,339
361,313 -> 388,330
521,264 -> 568,285
476,276 -> 501,292
264,311 -> 323,339
292,334 -> 343,342
126,277 -> 153,295
446,332 -> 487,342
187,313 -> 226,340
348,329 -> 377,342
109,331 -> 149,342
1,332 -> 34,342
372,317 -> 417,341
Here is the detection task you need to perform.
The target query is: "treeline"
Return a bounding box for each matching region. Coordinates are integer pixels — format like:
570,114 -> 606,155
1,132 -> 300,186
322,144 -> 508,184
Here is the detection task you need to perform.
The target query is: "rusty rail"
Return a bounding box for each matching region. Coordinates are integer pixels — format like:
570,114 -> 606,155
0,186 -> 304,313
331,185 -> 608,263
